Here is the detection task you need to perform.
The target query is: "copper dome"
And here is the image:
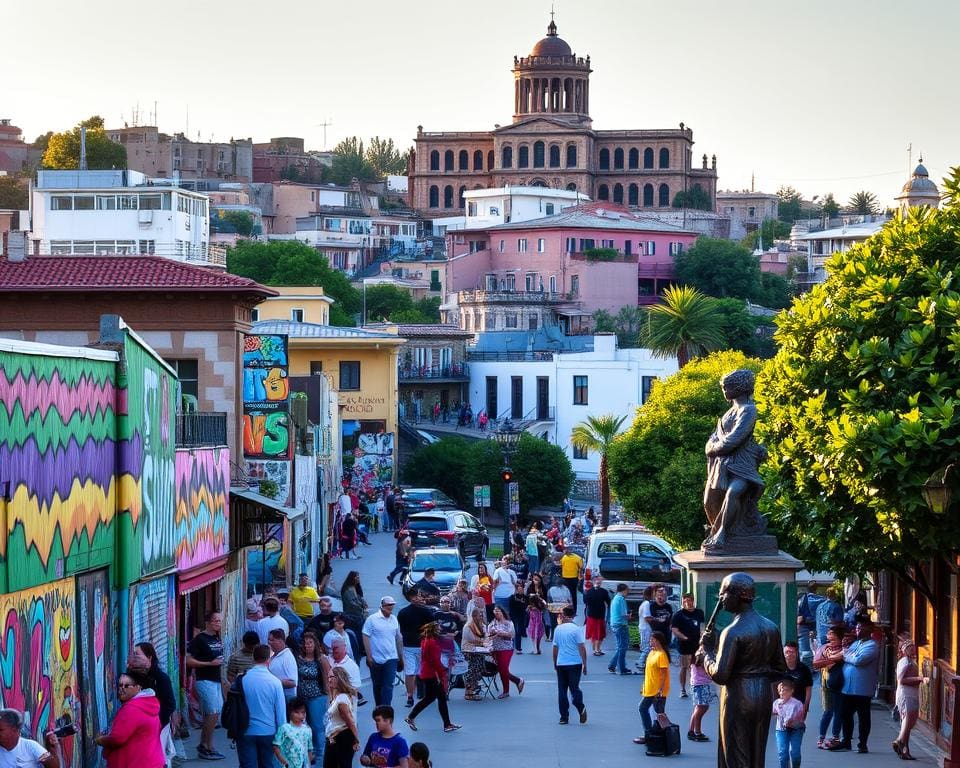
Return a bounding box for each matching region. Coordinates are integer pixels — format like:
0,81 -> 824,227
531,19 -> 572,57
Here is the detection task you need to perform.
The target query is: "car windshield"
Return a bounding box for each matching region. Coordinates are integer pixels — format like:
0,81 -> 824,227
406,491 -> 455,505
407,518 -> 446,532
411,553 -> 461,571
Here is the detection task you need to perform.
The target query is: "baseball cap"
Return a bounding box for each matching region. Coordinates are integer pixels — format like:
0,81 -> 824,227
381,595 -> 397,606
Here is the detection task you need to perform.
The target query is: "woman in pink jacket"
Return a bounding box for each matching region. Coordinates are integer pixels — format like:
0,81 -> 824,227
95,669 -> 165,768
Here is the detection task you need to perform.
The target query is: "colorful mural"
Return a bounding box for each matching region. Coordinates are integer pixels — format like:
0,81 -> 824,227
243,334 -> 290,461
342,420 -> 394,496
219,569 -> 244,669
129,576 -> 178,689
174,448 -> 230,570
76,569 -> 114,768
0,351 -> 117,591
245,459 -> 292,507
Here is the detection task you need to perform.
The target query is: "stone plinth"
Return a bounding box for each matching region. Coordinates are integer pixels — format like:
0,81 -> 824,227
674,549 -> 804,642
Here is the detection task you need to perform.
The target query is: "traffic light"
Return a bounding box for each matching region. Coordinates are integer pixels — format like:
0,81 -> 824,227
500,468 -> 514,483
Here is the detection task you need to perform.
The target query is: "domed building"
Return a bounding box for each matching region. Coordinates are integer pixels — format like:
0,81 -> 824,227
408,18 -> 718,214
896,160 -> 940,212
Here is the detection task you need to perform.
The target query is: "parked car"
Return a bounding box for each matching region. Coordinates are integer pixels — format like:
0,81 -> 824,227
583,524 -> 682,607
401,547 -> 470,600
403,510 -> 489,559
399,488 -> 459,515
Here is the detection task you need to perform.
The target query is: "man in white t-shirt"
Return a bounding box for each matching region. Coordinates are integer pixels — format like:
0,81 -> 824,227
636,585 -> 654,671
492,557 -> 518,615
552,606 -> 588,725
256,597 -> 289,645
0,709 -> 59,768
266,629 -> 299,700
328,637 -> 363,692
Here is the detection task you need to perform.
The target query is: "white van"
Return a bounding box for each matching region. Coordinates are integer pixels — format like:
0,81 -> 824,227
584,524 -> 682,606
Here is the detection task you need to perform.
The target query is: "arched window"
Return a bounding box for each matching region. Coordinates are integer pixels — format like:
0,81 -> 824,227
429,185 -> 439,207
658,183 -> 670,207
566,144 -> 577,168
531,179 -> 547,188
458,185 -> 466,207
599,148 -> 610,170
430,150 -> 440,171
643,148 -> 654,169
613,183 -> 624,204
628,148 -> 639,170
473,150 -> 483,170
533,141 -> 545,168
566,182 -> 577,192
659,148 -> 670,168
598,184 -> 609,201
549,144 -> 561,168
443,185 -> 454,208
459,150 -> 469,170
518,145 -> 529,168
628,183 -> 639,206
487,150 -> 494,171
643,183 -> 654,207
614,148 -> 624,170
444,150 -> 454,171
502,145 -> 513,168
550,275 -> 557,293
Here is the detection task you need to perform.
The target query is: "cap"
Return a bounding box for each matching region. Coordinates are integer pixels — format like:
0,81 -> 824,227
381,595 -> 397,605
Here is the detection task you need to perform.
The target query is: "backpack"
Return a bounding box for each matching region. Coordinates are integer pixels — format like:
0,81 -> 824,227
221,672 -> 250,741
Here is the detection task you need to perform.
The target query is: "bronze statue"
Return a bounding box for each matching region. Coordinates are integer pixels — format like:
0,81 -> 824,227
702,369 -> 777,554
698,572 -> 786,768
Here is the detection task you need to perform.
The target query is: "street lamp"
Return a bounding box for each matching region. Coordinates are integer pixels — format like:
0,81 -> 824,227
493,419 -> 521,554
922,463 -> 955,515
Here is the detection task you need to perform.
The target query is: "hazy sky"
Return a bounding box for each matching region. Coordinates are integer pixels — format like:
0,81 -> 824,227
6,0 -> 958,205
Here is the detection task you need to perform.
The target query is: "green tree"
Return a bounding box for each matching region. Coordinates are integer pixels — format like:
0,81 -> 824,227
638,286 -> 726,367
592,309 -> 616,333
365,137 -> 407,178
822,193 -> 840,219
757,272 -> 792,310
571,414 -> 627,527
220,210 -> 256,237
777,186 -> 803,223
847,190 -> 880,216
414,296 -> 442,322
0,176 -> 28,209
327,136 -> 376,186
592,306 -> 642,347
401,437 -> 475,506
364,284 -> 414,322
675,237 -> 763,300
509,433 -> 575,515
33,131 -> 53,153
41,116 -> 127,170
757,169 -> 960,585
739,219 -> 791,251
608,351 -> 762,549
712,298 -> 776,359
672,185 -> 713,211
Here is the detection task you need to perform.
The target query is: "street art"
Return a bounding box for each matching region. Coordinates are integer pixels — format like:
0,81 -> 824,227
243,334 -> 288,368
0,352 -> 117,591
219,569 -> 244,669
174,448 -> 230,571
243,366 -> 289,403
245,525 -> 285,595
342,421 -> 394,496
129,577 -> 177,684
76,570 -> 114,768
245,460 -> 291,507
243,411 -> 290,459
243,334 -> 291,461
0,579 -> 78,764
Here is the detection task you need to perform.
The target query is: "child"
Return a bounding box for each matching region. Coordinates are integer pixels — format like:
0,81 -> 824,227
273,698 -> 314,768
360,706 -> 409,768
687,657 -> 712,742
773,679 -> 806,768
526,593 -> 546,654
408,742 -> 431,768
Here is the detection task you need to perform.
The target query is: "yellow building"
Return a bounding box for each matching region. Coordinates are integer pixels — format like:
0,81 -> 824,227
253,285 -> 333,325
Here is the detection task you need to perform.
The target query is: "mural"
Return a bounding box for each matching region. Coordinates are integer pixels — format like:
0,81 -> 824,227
219,569 -> 244,669
342,420 -> 394,496
0,579 -> 78,763
245,459 -> 292,507
76,569 -> 114,768
0,351 -> 117,591
245,525 -> 285,595
129,577 -> 178,690
174,448 -> 230,571
243,335 -> 290,461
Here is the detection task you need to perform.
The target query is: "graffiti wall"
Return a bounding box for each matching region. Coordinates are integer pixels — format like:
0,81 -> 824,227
175,448 -> 230,571
129,576 -> 178,689
342,420 -> 394,496
0,579 -> 79,762
0,348 -> 117,592
245,459 -> 292,507
76,569 -> 115,768
219,569 -> 244,667
243,335 -> 290,461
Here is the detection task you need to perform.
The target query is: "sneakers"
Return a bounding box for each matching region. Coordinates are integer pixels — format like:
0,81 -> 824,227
579,707 -> 588,724
558,718 -> 569,725
405,696 -> 414,707
443,724 -> 462,733
680,690 -> 689,698
198,746 -> 225,761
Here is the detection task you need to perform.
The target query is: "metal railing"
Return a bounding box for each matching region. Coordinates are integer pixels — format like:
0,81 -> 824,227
466,350 -> 555,362
459,290 -> 572,304
398,363 -> 469,380
176,411 -> 228,448
568,250 -> 639,263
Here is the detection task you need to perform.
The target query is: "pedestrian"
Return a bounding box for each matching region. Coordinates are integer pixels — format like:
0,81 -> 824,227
813,625 -> 845,749
508,580 -> 529,653
185,610 -> 226,760
291,573 -> 323,621
362,596 -> 404,707
408,742 -> 431,768
460,609 -> 488,701
670,593 -> 705,697
324,614 -> 359,662
324,667 -> 360,768
412,570 -> 441,606
448,579 -> 472,621
815,587 -> 845,645
780,641 -> 813,718
0,708 -> 60,768
398,592 -> 436,707
130,642 -> 179,766
526,592 -> 546,655
317,554 -> 334,596
526,572 -> 549,639
607,582 -> 634,675
546,580 -> 573,640
268,629 -> 299,700
636,585 -> 654,671
828,615 -> 879,753
773,679 -> 806,768
559,548 -> 583,614
552,605 -> 588,725
404,623 -> 463,733
386,488 -> 399,532
360,706 -> 410,767
687,656 -> 712,742
387,534 -> 413,586
893,640 -> 927,760
327,637 -> 364,698
341,512 -> 360,560
227,631 -> 261,683
469,562 -> 494,621
296,631 -> 330,765
486,605 -> 524,698
277,591 -> 305,643
257,598 -> 290,645
492,558 -> 517,616
634,631 -> 671,745
341,571 -> 368,634
583,577 -> 610,656
306,597 -> 338,639
96,668 -> 164,768
796,581 -> 824,667
376,494 -> 388,533
272,698 -> 314,768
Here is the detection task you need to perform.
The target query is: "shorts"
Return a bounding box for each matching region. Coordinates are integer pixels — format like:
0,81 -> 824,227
680,653 -> 692,668
692,684 -> 713,707
585,616 -> 606,641
195,679 -> 223,715
403,647 -> 421,676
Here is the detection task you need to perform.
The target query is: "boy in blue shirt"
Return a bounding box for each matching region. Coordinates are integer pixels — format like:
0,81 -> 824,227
360,706 -> 410,768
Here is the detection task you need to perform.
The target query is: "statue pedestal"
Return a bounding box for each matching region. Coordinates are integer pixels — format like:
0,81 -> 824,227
674,549 -> 805,642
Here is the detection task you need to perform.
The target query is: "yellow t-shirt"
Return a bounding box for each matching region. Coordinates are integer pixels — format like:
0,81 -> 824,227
560,553 -> 583,579
642,649 -> 671,697
289,585 -> 320,617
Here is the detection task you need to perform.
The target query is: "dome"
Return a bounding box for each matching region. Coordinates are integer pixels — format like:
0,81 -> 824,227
901,162 -> 939,194
531,19 -> 572,57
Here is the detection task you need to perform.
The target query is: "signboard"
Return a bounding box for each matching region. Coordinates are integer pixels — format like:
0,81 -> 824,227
474,485 -> 491,508
242,334 -> 290,461
509,481 -> 519,516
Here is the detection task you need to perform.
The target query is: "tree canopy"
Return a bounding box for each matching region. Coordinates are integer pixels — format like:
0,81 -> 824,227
777,186 -> 803,223
638,285 -> 727,367
675,237 -> 762,300
41,116 -> 127,170
0,176 -> 28,209
592,305 -> 643,348
363,284 -> 440,324
847,190 -> 881,216
757,169 -> 960,582
739,219 -> 791,251
608,350 -> 763,549
365,137 -> 407,177
571,414 -> 626,526
821,193 -> 840,219
672,185 -> 713,211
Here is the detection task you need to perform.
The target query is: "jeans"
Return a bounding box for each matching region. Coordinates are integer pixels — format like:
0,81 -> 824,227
387,554 -> 407,583
563,578 -> 579,613
556,664 -> 585,720
841,693 -> 872,748
408,677 -> 452,727
819,688 -> 841,739
638,629 -> 652,670
237,734 -> 274,768
305,695 -> 327,764
639,695 -> 666,732
608,624 -> 630,673
528,554 -> 540,576
370,658 -> 399,706
776,727 -> 805,768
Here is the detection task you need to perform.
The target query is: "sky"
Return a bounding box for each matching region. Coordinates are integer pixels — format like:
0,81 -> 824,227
5,0 -> 959,206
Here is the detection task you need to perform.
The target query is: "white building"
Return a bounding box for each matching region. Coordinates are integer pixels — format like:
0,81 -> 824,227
30,169 -> 213,265
431,186 -> 589,234
466,333 -> 677,482
797,220 -> 885,284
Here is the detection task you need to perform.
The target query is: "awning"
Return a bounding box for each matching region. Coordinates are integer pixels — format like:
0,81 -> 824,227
178,555 -> 229,595
230,487 -> 304,523
555,308 -> 592,317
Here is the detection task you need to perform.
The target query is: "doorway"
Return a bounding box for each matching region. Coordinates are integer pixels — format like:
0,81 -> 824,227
511,376 -> 523,419
537,376 -> 549,420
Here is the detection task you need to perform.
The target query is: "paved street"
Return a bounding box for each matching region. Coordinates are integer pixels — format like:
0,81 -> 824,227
192,532 -> 939,767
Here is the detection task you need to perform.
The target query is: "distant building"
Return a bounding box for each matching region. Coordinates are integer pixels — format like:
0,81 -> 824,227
253,286 -> 334,325
253,137 -> 326,183
797,220 -> 885,285
431,186 -> 589,234
715,191 -> 779,231
0,119 -> 40,174
896,161 -> 940,212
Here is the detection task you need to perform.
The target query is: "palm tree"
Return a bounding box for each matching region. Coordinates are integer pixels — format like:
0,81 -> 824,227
847,190 -> 880,216
638,285 -> 726,367
570,414 -> 627,528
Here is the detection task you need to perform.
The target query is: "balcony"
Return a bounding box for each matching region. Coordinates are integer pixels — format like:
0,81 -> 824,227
568,250 -> 638,263
398,363 -> 470,382
176,411 -> 228,448
466,351 -> 554,362
459,289 -> 572,304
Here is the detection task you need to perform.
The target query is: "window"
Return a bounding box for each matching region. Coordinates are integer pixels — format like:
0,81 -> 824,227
51,195 -> 73,210
565,237 -> 576,253
488,150 -> 494,171
601,239 -> 614,249
251,309 -> 260,322
525,273 -> 536,291
643,147 -> 654,169
628,147 -> 639,169
485,312 -> 496,330
528,315 -> 539,330
566,144 -> 577,168
643,184 -> 654,207
119,195 -> 138,210
669,241 -> 684,256
429,185 -> 439,207
458,185 -> 466,208
599,148 -> 610,170
444,150 -> 454,171
646,241 -> 656,256
505,313 -> 518,328
549,145 -> 561,168
566,182 -> 577,192
290,308 -> 304,322
169,359 -> 199,401
485,274 -> 497,290
659,148 -> 670,168
518,145 -> 529,168
430,150 -> 440,171
545,203 -> 554,215
502,146 -> 513,168
642,375 -> 656,404
624,240 -> 632,256
573,443 -> 588,459
598,184 -> 609,201
96,195 -> 117,210
499,239 -> 505,253
549,275 -> 557,293
614,147 -> 624,170
140,194 -> 162,210
473,149 -> 483,170
537,238 -> 545,253
138,239 -> 156,254
339,361 -> 361,390
570,274 -> 580,296
748,206 -> 756,218
578,238 -> 595,251
533,141 -> 545,168
443,185 -> 454,209
518,238 -> 527,253
613,184 -> 623,204
310,361 -> 323,375
504,273 -> 516,290
573,375 -> 588,405
658,183 -> 670,207
459,149 -> 469,170
74,195 -> 95,210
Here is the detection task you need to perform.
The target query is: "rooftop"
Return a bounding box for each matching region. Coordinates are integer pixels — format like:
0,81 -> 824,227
797,221 -> 886,241
365,323 -> 474,338
252,319 -> 405,343
487,205 -> 693,234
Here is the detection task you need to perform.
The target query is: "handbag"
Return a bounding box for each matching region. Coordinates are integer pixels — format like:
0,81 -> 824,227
826,662 -> 844,692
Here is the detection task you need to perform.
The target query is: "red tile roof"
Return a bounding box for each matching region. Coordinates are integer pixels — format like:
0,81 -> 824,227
0,255 -> 276,295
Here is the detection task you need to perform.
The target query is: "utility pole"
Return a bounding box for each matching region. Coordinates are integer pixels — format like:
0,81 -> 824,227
317,119 -> 333,150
